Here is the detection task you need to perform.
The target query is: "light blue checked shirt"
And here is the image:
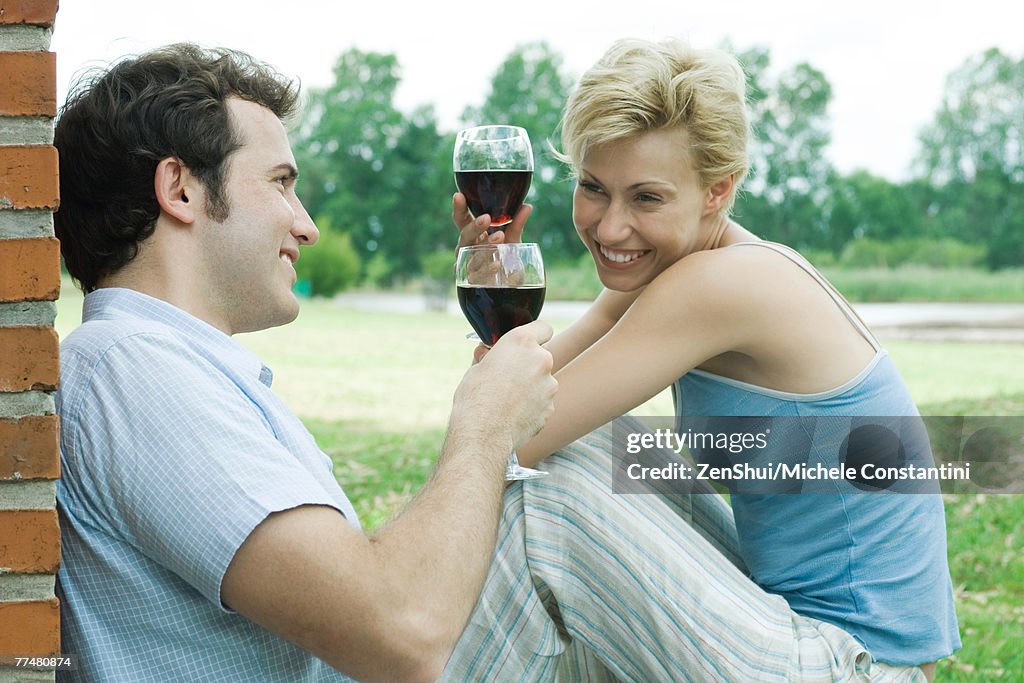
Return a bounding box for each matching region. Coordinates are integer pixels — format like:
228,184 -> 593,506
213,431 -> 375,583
56,288 -> 359,682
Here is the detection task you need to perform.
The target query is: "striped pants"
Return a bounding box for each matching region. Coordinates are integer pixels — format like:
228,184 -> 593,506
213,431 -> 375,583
441,423 -> 928,682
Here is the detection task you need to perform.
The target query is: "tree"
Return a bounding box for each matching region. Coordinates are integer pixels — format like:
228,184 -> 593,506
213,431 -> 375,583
734,48 -> 835,251
915,47 -> 1024,268
917,48 -> 1024,184
377,104 -> 454,278
295,216 -> 361,297
292,49 -> 452,282
825,170 -> 923,253
462,42 -> 580,262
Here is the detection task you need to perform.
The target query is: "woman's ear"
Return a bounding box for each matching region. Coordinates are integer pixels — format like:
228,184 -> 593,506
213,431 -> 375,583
703,175 -> 735,216
154,157 -> 197,224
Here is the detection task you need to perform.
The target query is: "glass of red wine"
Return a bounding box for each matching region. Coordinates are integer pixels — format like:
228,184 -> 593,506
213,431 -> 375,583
456,242 -> 548,480
454,125 -> 533,233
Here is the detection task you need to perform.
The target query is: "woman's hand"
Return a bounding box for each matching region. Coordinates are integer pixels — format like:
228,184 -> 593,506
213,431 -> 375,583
453,192 -> 532,253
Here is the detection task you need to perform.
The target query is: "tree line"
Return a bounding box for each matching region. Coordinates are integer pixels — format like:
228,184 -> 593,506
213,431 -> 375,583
290,43 -> 1024,291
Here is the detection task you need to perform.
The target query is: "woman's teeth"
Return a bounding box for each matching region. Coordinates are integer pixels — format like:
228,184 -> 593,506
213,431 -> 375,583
599,244 -> 648,263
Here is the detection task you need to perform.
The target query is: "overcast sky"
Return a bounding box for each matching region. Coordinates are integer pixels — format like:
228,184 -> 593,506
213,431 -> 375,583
50,0 -> 1022,182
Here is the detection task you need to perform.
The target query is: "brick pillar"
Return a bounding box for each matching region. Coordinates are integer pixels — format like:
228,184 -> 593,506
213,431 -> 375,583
0,2 -> 63,682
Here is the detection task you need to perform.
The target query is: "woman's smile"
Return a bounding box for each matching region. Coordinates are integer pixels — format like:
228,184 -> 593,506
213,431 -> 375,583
596,242 -> 652,268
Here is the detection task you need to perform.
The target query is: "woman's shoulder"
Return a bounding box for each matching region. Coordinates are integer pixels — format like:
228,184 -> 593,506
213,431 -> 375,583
627,247 -> 771,348
635,239 -> 829,347
651,240 -> 792,301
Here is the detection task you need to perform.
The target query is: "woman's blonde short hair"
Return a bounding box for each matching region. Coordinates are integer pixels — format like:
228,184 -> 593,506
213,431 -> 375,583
559,38 -> 750,215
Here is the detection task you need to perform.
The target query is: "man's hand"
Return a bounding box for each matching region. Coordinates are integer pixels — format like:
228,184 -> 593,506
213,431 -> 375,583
450,320 -> 556,455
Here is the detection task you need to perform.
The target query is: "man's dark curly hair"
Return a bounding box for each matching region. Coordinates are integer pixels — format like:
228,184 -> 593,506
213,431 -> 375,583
54,43 -> 300,292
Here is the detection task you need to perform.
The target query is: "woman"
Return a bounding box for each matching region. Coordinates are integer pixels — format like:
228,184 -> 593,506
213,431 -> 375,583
454,38 -> 959,681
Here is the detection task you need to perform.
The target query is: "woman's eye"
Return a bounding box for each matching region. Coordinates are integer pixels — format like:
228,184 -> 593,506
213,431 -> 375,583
578,180 -> 602,193
636,193 -> 660,203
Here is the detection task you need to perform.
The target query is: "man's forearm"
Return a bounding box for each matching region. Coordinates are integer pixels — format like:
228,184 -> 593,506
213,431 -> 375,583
224,428 -> 513,683
364,422 -> 511,674
222,324 -> 555,683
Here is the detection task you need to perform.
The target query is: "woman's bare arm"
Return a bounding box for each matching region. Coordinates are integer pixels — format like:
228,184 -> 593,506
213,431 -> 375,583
517,252 -> 754,467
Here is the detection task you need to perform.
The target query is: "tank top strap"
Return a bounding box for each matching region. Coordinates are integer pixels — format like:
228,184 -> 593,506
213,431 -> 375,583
729,241 -> 881,351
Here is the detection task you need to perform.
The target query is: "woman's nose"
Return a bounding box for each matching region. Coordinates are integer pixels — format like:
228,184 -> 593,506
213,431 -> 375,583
594,201 -> 632,244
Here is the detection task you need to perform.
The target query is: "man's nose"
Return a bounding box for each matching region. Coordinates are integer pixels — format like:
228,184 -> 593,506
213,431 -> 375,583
291,196 -> 319,245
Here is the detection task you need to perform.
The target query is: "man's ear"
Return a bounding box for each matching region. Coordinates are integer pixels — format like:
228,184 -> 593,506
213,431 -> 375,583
703,175 -> 735,216
154,157 -> 197,224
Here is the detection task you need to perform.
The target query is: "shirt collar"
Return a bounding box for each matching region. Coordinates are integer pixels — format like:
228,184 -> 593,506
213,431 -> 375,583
82,288 -> 274,386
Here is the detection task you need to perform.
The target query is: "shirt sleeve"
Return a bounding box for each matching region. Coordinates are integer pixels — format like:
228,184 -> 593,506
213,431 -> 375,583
62,331 -> 348,608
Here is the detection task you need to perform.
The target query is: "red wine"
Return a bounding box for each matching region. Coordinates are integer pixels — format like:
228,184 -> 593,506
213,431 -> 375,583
456,170 -> 533,228
457,284 -> 546,346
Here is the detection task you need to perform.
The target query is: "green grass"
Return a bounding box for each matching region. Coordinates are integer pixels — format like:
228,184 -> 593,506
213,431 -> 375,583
303,417 -> 443,528
543,260 -> 1024,303
885,343 -> 1024,406
54,284 -> 1023,679
918,395 -> 1024,681
823,266 -> 1024,303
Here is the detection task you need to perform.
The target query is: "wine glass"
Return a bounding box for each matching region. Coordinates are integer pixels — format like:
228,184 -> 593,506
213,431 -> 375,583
454,125 -> 533,233
456,243 -> 548,480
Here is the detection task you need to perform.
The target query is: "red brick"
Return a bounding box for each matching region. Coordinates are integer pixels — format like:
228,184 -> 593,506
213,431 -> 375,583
0,145 -> 58,209
0,326 -> 58,391
0,51 -> 56,117
0,415 -> 59,480
0,237 -> 60,302
0,599 -> 60,655
0,509 -> 60,573
0,0 -> 59,26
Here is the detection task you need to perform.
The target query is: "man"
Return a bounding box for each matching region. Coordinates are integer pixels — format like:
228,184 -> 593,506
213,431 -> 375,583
54,44 -> 555,682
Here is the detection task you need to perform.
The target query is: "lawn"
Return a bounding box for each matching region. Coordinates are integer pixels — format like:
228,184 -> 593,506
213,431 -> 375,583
54,286 -> 1023,680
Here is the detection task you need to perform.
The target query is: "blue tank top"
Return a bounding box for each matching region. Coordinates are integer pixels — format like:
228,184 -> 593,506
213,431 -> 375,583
673,242 -> 961,665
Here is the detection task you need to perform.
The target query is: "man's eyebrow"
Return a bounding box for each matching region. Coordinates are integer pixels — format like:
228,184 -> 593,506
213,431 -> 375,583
270,163 -> 299,178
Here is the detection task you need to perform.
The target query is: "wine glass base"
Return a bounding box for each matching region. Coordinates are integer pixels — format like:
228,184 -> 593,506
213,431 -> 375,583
505,463 -> 549,481
506,451 -> 548,480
